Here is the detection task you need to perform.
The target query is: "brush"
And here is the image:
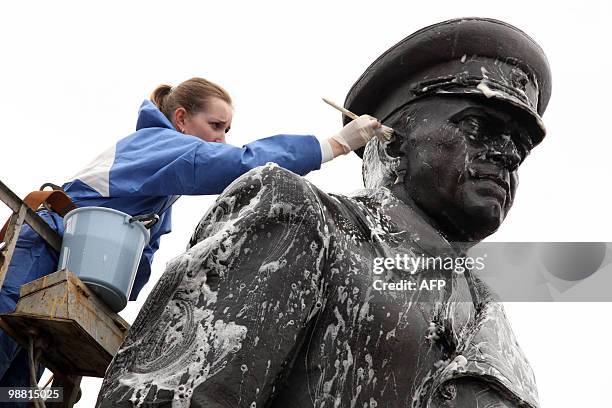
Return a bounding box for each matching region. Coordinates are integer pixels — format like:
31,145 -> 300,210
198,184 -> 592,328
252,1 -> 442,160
322,98 -> 394,141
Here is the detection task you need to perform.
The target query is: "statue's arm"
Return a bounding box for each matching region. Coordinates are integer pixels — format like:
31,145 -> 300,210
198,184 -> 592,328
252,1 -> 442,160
98,165 -> 329,407
188,166 -> 330,407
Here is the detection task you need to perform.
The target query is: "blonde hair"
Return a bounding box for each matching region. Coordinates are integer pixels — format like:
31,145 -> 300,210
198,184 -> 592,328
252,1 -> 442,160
150,77 -> 232,123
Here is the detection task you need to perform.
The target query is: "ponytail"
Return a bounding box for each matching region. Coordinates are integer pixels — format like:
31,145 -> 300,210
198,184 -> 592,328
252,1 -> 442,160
150,84 -> 173,112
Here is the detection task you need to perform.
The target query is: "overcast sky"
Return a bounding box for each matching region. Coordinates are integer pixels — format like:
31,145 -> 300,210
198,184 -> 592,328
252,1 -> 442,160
1,1 -> 610,406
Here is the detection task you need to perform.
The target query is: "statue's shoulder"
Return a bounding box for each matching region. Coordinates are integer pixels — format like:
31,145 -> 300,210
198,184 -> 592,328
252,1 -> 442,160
346,188 -> 454,251
223,163 -> 319,201
189,164 -> 324,247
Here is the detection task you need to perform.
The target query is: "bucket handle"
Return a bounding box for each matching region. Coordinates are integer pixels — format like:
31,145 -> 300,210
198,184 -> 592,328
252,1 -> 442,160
129,213 -> 159,229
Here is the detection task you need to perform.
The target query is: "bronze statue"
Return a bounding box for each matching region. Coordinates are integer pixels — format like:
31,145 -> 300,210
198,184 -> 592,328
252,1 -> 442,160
97,17 -> 551,408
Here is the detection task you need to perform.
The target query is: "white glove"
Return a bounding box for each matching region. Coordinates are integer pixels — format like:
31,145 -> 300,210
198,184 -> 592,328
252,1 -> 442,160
330,115 -> 382,154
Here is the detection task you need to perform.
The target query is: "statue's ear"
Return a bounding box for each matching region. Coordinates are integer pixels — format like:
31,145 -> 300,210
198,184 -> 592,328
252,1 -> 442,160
385,132 -> 404,159
383,103 -> 420,160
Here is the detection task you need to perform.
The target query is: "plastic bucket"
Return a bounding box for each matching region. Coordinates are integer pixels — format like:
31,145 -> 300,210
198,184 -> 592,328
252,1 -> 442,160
58,207 -> 157,312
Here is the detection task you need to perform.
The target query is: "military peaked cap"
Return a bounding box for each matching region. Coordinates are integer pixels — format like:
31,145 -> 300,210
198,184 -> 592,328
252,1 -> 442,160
344,17 -> 552,157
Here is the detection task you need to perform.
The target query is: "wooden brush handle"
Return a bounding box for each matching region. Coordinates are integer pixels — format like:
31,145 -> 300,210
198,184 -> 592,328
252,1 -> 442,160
322,97 -> 393,141
322,98 -> 359,120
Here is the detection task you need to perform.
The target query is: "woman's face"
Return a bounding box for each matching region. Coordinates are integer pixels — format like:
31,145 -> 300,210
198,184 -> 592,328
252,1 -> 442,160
176,97 -> 233,143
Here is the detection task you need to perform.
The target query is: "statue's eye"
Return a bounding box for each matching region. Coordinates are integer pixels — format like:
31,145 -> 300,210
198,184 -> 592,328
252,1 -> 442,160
458,115 -> 487,140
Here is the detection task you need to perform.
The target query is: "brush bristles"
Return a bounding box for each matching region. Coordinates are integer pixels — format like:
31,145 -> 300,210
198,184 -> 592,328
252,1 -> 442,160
379,125 -> 394,141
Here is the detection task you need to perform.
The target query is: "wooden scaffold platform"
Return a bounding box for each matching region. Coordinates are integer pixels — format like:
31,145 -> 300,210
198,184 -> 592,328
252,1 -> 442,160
0,179 -> 130,407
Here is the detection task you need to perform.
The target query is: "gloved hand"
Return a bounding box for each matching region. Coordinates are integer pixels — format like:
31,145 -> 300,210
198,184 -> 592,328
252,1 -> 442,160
320,115 -> 393,163
320,115 -> 385,163
332,115 -> 383,154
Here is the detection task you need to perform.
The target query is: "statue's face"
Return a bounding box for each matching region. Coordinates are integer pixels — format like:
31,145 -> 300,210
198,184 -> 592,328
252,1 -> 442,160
388,97 -> 534,241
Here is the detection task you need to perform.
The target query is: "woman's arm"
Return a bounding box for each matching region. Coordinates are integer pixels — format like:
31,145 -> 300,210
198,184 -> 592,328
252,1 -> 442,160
106,130 -> 323,197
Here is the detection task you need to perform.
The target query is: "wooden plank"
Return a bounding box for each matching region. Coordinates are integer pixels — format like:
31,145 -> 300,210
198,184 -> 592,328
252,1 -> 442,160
15,273 -> 69,319
19,269 -> 72,297
1,270 -> 130,377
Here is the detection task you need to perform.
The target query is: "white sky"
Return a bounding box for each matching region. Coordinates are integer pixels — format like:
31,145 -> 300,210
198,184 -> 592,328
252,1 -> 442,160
1,1 -> 610,406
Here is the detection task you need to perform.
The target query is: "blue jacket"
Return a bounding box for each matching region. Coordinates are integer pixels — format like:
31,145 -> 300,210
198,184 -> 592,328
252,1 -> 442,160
61,100 -> 322,299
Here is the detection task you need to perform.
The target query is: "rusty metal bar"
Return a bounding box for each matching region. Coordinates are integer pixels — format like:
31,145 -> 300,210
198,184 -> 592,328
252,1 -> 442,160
0,179 -> 61,252
0,204 -> 27,291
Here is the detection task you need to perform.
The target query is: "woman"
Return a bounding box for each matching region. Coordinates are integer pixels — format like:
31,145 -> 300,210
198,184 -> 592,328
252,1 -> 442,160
0,77 -> 383,390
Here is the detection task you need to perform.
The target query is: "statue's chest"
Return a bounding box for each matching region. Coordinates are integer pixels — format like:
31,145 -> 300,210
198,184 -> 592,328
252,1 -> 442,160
295,196 -> 482,406
301,238 -> 464,407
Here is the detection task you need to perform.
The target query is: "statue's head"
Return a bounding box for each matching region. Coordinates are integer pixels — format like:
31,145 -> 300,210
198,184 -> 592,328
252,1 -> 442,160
345,18 -> 552,242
